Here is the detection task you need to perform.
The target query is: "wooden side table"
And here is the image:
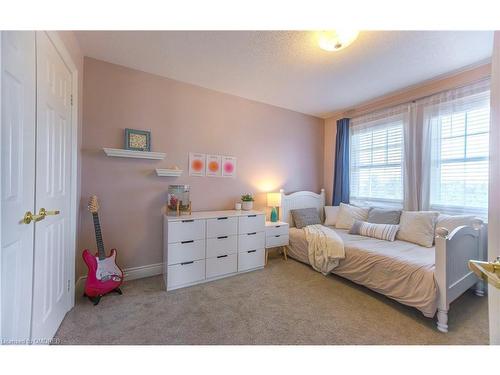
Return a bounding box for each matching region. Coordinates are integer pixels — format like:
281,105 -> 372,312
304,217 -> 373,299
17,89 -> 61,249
265,221 -> 289,265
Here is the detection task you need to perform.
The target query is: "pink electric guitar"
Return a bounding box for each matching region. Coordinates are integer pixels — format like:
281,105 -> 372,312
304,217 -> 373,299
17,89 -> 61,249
82,195 -> 123,305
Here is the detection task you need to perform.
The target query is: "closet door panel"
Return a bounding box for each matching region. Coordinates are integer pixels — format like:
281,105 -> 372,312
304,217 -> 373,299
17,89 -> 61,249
0,31 -> 36,343
31,31 -> 73,342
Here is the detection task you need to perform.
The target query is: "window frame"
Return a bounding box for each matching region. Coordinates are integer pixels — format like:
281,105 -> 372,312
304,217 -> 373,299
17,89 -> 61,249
426,95 -> 490,218
349,115 -> 405,208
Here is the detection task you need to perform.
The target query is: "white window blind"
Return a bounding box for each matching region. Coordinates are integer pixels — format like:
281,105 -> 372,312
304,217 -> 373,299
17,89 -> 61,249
427,91 -> 490,217
350,115 -> 405,207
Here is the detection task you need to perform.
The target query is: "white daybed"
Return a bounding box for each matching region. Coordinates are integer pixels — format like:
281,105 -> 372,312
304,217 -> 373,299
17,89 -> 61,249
279,189 -> 487,333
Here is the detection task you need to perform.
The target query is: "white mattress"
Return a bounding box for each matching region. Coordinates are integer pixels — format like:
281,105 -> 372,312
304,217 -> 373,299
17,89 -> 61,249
288,226 -> 438,317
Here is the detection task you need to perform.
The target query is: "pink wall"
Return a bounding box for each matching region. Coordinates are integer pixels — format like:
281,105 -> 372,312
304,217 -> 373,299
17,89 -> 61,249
78,57 -> 324,278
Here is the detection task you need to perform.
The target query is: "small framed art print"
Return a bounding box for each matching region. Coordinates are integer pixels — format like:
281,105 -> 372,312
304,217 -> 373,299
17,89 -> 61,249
189,152 -> 206,177
125,128 -> 151,151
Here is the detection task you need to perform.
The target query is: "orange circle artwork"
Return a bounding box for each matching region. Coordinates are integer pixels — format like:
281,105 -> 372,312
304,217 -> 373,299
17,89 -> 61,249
191,159 -> 204,171
208,161 -> 219,172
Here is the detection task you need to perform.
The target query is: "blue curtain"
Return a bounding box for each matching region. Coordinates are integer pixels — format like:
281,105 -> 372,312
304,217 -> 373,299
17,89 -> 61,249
333,118 -> 350,205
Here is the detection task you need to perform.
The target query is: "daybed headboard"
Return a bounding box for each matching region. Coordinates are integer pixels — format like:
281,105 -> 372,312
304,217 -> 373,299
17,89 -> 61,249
280,189 -> 326,227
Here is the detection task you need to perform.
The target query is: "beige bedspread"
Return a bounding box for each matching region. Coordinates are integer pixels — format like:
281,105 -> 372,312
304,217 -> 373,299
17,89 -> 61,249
288,226 -> 438,317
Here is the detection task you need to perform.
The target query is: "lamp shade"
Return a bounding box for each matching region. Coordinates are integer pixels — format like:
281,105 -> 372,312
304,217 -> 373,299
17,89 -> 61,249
267,192 -> 281,207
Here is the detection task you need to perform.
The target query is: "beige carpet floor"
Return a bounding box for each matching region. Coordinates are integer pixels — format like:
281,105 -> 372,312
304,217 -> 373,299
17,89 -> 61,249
55,254 -> 489,344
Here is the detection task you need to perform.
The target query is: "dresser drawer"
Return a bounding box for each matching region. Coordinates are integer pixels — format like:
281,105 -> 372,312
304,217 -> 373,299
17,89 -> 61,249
266,224 -> 289,237
238,214 -> 265,234
167,260 -> 205,289
206,216 -> 238,238
238,231 -> 265,252
238,248 -> 265,272
168,239 -> 205,265
206,235 -> 238,258
266,234 -> 289,248
168,219 -> 205,243
206,253 -> 237,279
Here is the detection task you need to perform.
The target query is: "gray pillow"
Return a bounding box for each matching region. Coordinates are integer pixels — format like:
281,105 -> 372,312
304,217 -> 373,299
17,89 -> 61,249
367,208 -> 402,225
291,208 -> 321,229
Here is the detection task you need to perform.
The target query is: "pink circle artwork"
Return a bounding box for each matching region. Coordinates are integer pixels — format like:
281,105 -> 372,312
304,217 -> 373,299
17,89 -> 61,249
224,162 -> 234,174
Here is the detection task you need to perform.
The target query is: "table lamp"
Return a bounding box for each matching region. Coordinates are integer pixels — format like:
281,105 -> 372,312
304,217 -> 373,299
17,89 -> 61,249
267,192 -> 281,222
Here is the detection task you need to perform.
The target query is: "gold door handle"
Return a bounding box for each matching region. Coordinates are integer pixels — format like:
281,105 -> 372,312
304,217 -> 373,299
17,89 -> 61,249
39,208 -> 60,217
469,258 -> 500,289
23,211 -> 45,224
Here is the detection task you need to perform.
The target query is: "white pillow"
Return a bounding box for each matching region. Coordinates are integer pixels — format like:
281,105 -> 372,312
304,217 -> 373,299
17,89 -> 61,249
349,220 -> 400,242
435,214 -> 476,235
396,211 -> 439,248
335,203 -> 371,230
324,206 -> 340,226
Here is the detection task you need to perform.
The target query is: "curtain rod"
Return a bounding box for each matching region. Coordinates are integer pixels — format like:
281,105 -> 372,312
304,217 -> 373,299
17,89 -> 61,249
342,75 -> 491,120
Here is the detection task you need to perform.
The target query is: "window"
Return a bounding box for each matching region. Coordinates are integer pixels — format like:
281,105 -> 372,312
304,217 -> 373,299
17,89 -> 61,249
428,94 -> 490,217
350,115 -> 405,207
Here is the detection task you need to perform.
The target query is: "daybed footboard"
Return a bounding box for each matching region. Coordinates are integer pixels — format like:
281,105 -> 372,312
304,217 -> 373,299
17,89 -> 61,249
434,220 -> 487,333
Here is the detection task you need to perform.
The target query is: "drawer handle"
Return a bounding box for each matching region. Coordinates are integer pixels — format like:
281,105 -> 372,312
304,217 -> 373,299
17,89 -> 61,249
181,240 -> 194,244
217,217 -> 228,220
248,215 -> 257,217
217,255 -> 228,259
276,225 -> 281,228
247,232 -> 257,236
181,261 -> 194,265
217,236 -> 228,239
181,219 -> 194,223
275,235 -> 281,238
247,250 -> 257,253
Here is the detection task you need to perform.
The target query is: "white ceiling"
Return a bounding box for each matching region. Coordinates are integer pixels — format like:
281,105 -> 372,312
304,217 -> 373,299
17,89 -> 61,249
75,31 -> 494,118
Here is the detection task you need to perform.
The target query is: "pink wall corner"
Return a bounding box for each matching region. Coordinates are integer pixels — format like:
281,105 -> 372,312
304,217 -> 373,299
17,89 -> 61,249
78,58 -> 324,278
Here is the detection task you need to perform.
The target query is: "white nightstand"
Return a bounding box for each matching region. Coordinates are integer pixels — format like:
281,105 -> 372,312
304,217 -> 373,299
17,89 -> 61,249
265,221 -> 290,265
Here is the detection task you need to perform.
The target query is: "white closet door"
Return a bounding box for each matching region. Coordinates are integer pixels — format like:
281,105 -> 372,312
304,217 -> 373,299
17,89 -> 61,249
489,31 -> 500,345
0,31 -> 36,344
31,32 -> 73,342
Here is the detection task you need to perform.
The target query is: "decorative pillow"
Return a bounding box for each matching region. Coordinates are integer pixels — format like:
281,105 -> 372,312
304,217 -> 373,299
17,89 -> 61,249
349,220 -> 400,242
396,211 -> 439,248
324,206 -> 340,226
435,214 -> 477,234
290,208 -> 321,229
335,203 -> 371,230
367,208 -> 402,225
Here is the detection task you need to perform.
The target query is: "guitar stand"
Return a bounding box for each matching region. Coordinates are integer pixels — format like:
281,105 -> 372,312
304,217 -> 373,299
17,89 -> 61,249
84,288 -> 123,306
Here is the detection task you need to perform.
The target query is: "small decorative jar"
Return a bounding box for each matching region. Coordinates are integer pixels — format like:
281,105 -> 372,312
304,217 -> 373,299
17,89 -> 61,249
235,202 -> 242,210
167,185 -> 191,216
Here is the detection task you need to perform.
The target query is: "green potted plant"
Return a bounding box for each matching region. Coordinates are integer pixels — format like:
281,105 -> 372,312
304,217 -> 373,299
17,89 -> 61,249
241,193 -> 254,211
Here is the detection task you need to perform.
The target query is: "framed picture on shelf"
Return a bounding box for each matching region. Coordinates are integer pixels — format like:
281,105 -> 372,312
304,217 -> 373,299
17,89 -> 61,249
125,128 -> 151,151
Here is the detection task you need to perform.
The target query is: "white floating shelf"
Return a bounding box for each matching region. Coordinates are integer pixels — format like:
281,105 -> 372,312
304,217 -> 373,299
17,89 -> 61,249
103,148 -> 166,160
156,168 -> 183,177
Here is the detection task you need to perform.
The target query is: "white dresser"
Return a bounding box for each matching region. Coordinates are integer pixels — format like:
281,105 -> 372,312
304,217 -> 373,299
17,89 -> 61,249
164,210 -> 266,291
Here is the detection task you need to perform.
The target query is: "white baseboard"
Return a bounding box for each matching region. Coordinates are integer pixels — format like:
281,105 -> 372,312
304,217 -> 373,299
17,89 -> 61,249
75,262 -> 163,297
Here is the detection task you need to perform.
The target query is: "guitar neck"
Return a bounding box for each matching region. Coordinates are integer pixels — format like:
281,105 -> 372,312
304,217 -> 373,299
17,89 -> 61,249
92,212 -> 106,260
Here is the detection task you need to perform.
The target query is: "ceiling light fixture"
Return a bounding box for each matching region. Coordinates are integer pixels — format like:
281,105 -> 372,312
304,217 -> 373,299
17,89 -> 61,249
317,30 -> 359,52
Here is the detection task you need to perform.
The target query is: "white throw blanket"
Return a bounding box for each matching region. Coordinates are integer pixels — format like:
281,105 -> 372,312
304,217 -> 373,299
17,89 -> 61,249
304,224 -> 345,275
